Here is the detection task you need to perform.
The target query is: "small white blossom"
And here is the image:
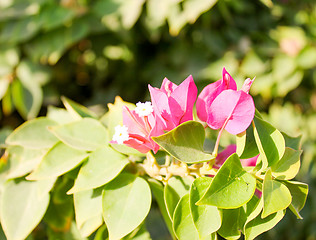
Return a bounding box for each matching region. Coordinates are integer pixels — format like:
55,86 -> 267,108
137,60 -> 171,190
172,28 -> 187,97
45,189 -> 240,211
112,125 -> 129,144
135,101 -> 153,117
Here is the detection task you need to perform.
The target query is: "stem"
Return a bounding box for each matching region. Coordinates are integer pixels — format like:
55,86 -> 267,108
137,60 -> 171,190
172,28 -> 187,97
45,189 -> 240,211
212,116 -> 230,156
137,154 -> 219,183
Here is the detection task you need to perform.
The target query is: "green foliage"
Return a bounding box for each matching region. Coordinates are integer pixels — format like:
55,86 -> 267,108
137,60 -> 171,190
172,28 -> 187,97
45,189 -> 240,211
102,173 -> 151,240
197,154 -> 256,209
0,97 -> 308,240
153,121 -> 214,163
0,0 -> 315,239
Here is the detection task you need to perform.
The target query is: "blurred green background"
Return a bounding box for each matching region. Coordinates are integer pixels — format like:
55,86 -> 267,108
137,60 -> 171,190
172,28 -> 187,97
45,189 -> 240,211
0,0 -> 316,239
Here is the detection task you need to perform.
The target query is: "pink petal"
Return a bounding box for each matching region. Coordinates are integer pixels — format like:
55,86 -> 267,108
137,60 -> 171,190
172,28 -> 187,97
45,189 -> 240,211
207,90 -> 255,135
160,77 -> 178,96
148,84 -> 174,130
196,80 -> 223,122
124,135 -> 153,153
222,67 -> 237,90
215,144 -> 236,167
215,144 -> 259,168
196,68 -> 237,122
241,78 -> 254,94
122,106 -> 148,137
168,75 -> 197,125
240,155 -> 259,167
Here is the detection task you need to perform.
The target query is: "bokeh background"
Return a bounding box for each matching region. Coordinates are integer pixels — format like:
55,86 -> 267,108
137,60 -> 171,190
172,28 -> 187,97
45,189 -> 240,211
0,0 -> 315,239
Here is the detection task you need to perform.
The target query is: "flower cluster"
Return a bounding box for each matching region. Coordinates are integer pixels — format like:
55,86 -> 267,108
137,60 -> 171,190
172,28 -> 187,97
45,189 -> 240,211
111,68 -> 255,154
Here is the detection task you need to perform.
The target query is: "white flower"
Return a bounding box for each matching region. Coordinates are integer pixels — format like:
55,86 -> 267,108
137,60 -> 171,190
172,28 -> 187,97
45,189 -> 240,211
135,101 -> 153,117
112,125 -> 129,144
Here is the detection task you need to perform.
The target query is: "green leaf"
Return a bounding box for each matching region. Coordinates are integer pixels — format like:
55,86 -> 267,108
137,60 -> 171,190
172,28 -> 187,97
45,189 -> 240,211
282,132 -> 302,150
0,16 -> 42,44
47,106 -> 77,125
272,54 -> 296,80
197,154 -> 256,208
217,207 -> 245,240
119,0 -> 146,29
6,117 -> 59,149
102,173 -> 151,240
0,178 -> 52,240
16,60 -> 51,87
74,188 -> 103,237
0,76 -> 10,100
153,121 -> 214,163
12,76 -> 43,119
6,146 -> 48,179
94,225 -> 108,240
40,4 -> 76,31
183,0 -> 218,23
297,46 -> 316,69
173,194 -> 199,240
276,70 -> 303,97
148,179 -> 175,239
244,210 -> 285,240
190,177 -> 221,238
68,146 -> 128,193
240,50 -> 267,76
25,21 -> 89,64
26,142 -> 89,180
50,118 -> 109,151
236,122 -> 259,159
164,176 -> 193,220
271,147 -> 301,180
122,224 -> 151,240
262,169 -> 292,218
253,116 -> 285,169
2,84 -> 15,116
282,181 -> 308,219
0,46 -> 20,76
61,96 -> 97,120
243,196 -> 263,229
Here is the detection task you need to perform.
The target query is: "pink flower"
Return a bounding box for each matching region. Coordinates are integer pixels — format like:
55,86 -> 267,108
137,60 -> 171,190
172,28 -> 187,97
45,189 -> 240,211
206,77 -> 255,135
148,75 -> 197,131
196,68 -> 237,122
111,103 -> 164,153
214,144 -> 258,168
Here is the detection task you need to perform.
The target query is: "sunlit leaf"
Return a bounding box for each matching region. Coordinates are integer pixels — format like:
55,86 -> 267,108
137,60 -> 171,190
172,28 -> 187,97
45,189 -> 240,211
262,169 -> 291,218
0,178 -> 52,240
253,116 -> 285,169
6,146 -> 47,179
153,121 -> 214,163
282,180 -> 308,219
61,96 -> 97,120
74,188 -> 103,237
236,122 -> 259,159
198,154 -> 256,209
148,179 -> 175,238
245,210 -> 285,240
173,194 -> 199,240
190,177 -> 221,238
217,207 -> 245,240
26,142 -> 89,180
50,118 -> 108,151
271,147 -> 301,180
68,146 -> 128,193
6,117 -> 58,149
102,173 -> 151,240
164,176 -> 193,220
